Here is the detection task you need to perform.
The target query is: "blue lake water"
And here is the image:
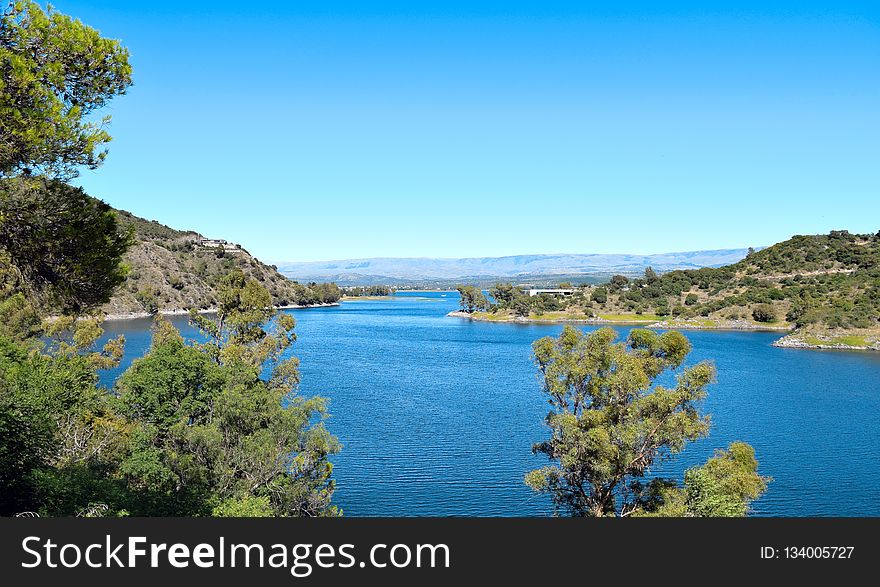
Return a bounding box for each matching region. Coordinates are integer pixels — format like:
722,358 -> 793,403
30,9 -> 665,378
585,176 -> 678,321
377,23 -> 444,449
98,291 -> 880,517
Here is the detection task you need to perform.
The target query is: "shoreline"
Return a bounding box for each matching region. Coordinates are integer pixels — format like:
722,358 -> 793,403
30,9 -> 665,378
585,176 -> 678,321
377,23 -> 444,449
771,332 -> 880,352
446,310 -> 789,330
447,310 -> 879,352
102,302 -> 341,322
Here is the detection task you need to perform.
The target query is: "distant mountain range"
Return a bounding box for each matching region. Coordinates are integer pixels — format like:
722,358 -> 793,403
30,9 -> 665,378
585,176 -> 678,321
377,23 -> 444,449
277,249 -> 755,286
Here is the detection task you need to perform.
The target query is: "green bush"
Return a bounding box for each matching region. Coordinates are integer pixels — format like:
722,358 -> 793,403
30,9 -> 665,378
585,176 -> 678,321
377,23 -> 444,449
135,288 -> 159,314
751,304 -> 776,323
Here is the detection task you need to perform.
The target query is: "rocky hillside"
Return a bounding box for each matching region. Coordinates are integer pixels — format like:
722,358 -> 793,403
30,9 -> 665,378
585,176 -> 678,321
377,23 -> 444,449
102,210 -> 340,317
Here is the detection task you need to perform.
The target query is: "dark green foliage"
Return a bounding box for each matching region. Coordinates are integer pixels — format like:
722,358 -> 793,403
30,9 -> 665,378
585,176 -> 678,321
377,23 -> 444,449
0,292 -> 41,341
751,304 -> 776,323
488,282 -> 539,317
488,282 -> 518,306
118,277 -> 340,517
343,285 -> 392,297
456,285 -> 488,313
512,295 -> 531,317
591,287 -> 607,304
0,178 -> 132,314
0,320 -> 129,516
532,293 -> 561,314
118,335 -> 221,431
610,274 -> 629,290
135,287 -> 159,314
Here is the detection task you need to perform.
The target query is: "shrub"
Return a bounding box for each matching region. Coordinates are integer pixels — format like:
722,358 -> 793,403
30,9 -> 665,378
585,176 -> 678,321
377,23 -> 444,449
751,304 -> 776,323
135,288 -> 159,314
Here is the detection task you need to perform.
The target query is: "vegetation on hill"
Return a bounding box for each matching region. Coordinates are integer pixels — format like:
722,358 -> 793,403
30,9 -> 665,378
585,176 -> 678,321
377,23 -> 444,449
465,231 -> 880,349
106,210 -> 341,316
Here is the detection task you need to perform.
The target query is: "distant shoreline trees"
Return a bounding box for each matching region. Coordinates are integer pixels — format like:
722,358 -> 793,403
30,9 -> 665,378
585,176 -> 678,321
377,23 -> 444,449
343,285 -> 394,297
456,285 -> 488,313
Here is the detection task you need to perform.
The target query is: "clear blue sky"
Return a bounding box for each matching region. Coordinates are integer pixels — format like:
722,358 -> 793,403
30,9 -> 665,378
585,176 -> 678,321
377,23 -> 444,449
61,1 -> 879,262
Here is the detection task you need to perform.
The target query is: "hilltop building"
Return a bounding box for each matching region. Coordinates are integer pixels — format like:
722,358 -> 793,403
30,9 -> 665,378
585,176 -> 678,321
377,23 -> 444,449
197,238 -> 242,253
526,288 -> 575,297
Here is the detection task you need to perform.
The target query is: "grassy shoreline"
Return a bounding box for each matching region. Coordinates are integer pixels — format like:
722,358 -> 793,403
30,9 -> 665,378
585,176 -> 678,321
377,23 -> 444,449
447,310 -> 879,351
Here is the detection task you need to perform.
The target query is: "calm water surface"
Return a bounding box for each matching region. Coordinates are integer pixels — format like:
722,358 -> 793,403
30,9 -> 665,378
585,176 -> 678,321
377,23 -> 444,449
98,292 -> 880,516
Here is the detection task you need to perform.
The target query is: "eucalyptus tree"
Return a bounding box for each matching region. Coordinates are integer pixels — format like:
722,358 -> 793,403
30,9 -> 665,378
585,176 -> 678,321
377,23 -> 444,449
526,326 -> 766,517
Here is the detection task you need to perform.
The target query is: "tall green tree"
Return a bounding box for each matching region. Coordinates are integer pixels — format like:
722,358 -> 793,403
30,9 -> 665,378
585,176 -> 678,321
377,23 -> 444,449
1,1 -> 132,180
117,272 -> 341,517
0,1 -> 136,517
1,1 -> 133,315
488,282 -> 518,307
456,285 -> 488,313
610,274 -> 629,289
512,295 -> 532,317
525,326 -> 766,516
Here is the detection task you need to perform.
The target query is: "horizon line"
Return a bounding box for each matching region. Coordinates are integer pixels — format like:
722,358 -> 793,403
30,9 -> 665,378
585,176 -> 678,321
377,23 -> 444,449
269,245 -> 764,266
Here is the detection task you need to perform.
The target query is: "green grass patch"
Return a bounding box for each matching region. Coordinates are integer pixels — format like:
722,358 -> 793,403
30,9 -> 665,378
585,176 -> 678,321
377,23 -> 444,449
803,335 -> 868,347
528,311 -> 591,321
599,313 -> 660,322
468,311 -> 514,321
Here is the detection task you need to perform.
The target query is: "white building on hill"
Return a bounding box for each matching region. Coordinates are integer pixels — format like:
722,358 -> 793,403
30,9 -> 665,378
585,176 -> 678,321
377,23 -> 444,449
527,288 -> 575,297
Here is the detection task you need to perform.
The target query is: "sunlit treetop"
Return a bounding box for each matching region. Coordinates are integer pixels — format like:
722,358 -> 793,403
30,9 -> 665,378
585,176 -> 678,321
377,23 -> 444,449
0,1 -> 132,179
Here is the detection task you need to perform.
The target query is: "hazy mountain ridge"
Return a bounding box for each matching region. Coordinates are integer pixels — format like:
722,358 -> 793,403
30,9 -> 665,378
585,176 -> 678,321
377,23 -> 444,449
277,249 -> 754,285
